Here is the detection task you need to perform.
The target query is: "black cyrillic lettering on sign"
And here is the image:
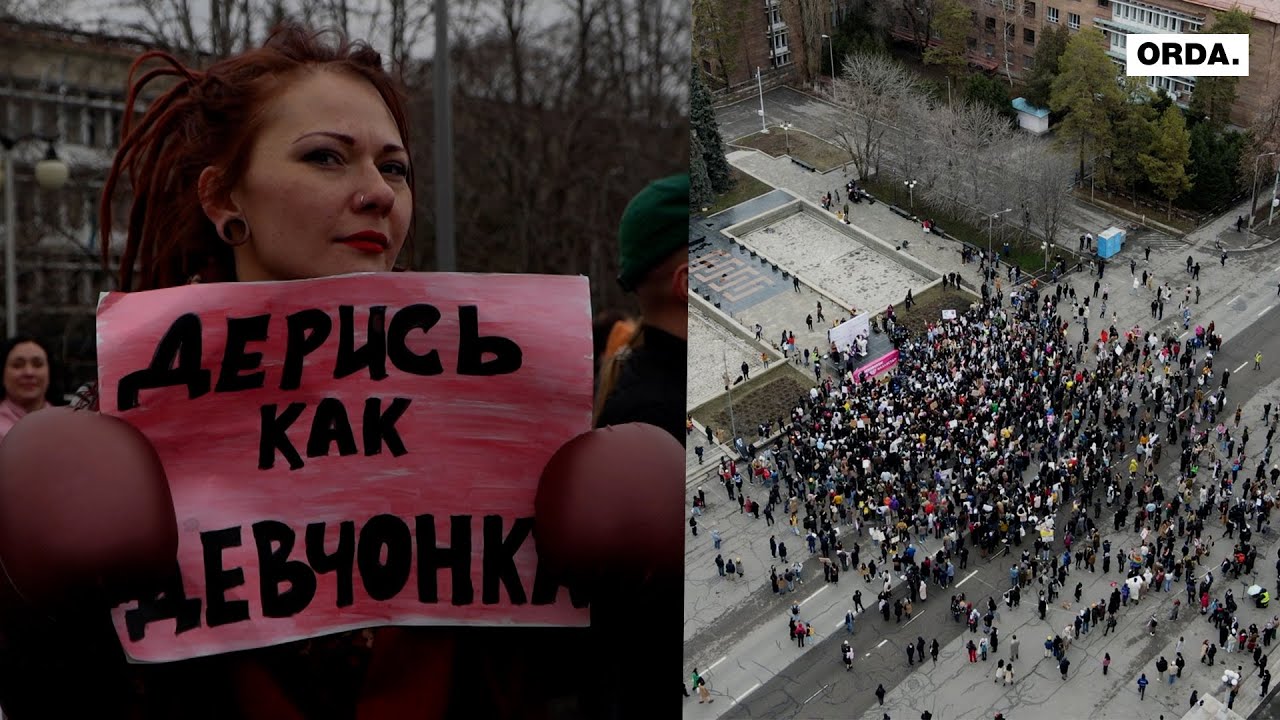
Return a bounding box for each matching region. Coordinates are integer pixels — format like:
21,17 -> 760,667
482,515 -> 531,604
259,402 -> 307,470
531,552 -> 592,609
457,306 -> 522,376
216,314 -> 270,393
281,309 -> 332,391
357,514 -> 412,601
117,313 -> 211,410
306,397 -> 359,459
387,304 -> 443,376
254,520 -> 317,618
415,514 -> 474,605
305,520 -> 356,608
362,397 -> 410,457
123,563 -> 203,642
202,526 -> 250,627
335,305 -> 388,381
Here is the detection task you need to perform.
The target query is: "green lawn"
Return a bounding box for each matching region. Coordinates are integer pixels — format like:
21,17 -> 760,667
702,167 -> 773,216
733,126 -> 849,172
862,175 -> 1057,276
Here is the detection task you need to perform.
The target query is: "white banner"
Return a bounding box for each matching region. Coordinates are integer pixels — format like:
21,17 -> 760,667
828,312 -> 871,351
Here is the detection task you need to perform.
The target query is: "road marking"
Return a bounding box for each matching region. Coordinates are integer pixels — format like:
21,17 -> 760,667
800,585 -> 829,607
903,610 -> 926,627
707,655 -> 728,673
957,570 -> 979,587
1236,362 -> 1248,373
1230,295 -> 1241,306
1274,264 -> 1280,272
877,639 -> 888,648
803,685 -> 829,704
1180,331 -> 1190,339
1261,305 -> 1276,318
731,682 -> 762,706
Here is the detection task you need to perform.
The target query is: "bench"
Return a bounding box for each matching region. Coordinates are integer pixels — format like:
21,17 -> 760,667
791,157 -> 816,172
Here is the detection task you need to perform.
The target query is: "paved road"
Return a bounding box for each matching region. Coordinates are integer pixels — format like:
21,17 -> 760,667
714,86 -> 1173,250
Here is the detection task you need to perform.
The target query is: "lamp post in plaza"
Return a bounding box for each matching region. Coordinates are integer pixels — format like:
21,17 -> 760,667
0,134 -> 69,337
782,122 -> 792,155
1250,151 -> 1276,231
821,34 -> 836,89
987,208 -> 1014,282
903,179 -> 918,213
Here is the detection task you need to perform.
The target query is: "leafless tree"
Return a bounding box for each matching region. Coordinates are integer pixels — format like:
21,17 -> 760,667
830,51 -> 919,180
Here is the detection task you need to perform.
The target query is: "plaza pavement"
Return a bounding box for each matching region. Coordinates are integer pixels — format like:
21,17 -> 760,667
684,141 -> 1280,719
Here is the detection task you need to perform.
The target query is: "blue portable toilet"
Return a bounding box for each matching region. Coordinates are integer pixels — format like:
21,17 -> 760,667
1097,226 -> 1125,259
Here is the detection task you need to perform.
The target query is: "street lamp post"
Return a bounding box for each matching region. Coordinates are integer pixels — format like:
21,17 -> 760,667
987,208 -> 1014,280
757,67 -> 768,134
903,179 -> 918,213
1250,151 -> 1276,231
721,348 -> 739,445
782,122 -> 792,154
821,34 -> 836,87
0,134 -> 69,338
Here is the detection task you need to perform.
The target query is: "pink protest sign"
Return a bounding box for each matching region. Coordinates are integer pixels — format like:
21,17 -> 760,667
96,273 -> 593,663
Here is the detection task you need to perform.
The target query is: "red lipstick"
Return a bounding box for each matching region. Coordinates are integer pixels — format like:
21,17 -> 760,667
338,231 -> 389,254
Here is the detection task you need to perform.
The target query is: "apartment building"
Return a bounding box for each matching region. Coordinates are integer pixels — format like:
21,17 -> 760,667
892,0 -> 1277,127
697,0 -> 861,90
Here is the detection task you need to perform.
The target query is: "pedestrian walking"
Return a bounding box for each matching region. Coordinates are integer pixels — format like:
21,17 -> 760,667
1256,351 -> 1263,370
714,554 -> 725,577
1138,673 -> 1149,700
907,643 -> 916,665
1190,689 -> 1199,708
1059,656 -> 1070,679
875,684 -> 886,705
1103,653 -> 1111,675
1009,634 -> 1019,661
931,638 -> 940,663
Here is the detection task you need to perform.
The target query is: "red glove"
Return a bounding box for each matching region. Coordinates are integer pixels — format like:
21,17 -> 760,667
0,406 -> 178,614
534,422 -> 684,588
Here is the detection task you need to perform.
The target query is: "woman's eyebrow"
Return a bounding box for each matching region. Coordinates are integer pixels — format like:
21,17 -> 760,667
293,130 -> 406,154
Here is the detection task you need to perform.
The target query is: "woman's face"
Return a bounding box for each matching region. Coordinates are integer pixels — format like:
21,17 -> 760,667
225,70 -> 412,281
4,342 -> 49,409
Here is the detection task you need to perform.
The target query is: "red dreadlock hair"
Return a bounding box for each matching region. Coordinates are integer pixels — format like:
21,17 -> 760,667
100,24 -> 415,291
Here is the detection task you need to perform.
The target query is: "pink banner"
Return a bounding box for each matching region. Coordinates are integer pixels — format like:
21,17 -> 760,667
96,273 -> 593,663
850,350 -> 900,384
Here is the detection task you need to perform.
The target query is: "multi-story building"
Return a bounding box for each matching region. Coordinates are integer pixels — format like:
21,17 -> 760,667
890,0 -> 1277,127
0,17 -> 146,392
697,0 -> 861,92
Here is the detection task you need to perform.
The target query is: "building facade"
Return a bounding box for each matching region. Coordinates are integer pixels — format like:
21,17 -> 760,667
891,0 -> 1277,127
0,18 -> 146,393
696,0 -> 861,93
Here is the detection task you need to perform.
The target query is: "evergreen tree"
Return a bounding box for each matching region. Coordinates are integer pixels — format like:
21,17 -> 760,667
691,66 -> 733,193
1107,94 -> 1156,199
690,129 -> 715,210
1181,122 -> 1245,210
922,0 -> 969,80
1189,8 -> 1253,130
1140,105 -> 1193,215
1050,28 -> 1124,179
964,74 -> 1014,119
1023,24 -> 1069,109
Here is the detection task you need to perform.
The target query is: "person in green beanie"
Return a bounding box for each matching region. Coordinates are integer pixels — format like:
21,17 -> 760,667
582,174 -> 688,719
594,174 -> 688,445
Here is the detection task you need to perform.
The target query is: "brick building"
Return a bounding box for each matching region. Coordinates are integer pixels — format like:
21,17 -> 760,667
696,0 -> 861,92
890,0 -> 1277,127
